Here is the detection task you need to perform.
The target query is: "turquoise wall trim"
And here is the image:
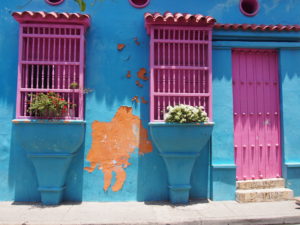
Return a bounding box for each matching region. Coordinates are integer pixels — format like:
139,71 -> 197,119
285,163 -> 300,168
211,48 -> 236,200
213,30 -> 300,42
2,0 -> 300,203
279,49 -> 300,196
212,164 -> 236,169
213,41 -> 300,49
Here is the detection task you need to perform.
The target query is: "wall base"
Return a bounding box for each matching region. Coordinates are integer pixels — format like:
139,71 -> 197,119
211,165 -> 236,201
284,164 -> 300,197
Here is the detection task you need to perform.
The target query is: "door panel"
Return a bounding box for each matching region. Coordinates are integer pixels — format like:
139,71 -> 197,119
232,49 -> 281,180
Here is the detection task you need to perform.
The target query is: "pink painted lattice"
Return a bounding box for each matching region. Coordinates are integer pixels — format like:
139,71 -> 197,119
149,26 -> 213,121
13,12 -> 89,120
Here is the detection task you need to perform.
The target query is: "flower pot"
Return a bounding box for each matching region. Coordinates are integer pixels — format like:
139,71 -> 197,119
13,119 -> 85,205
149,122 -> 214,204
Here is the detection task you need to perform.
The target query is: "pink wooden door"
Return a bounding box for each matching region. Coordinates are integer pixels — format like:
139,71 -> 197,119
232,49 -> 282,181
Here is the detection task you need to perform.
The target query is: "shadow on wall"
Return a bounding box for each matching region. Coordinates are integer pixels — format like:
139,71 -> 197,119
6,1 -> 215,202
83,105 -> 169,201
81,10 -> 173,201
0,11 -> 18,201
137,102 -> 169,201
137,102 -> 211,201
84,106 -> 153,193
10,126 -> 85,202
83,11 -> 212,200
84,14 -> 150,108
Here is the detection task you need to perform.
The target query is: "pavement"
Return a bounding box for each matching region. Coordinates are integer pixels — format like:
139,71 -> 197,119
0,200 -> 300,225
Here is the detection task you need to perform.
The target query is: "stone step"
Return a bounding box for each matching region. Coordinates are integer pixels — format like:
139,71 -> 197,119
236,188 -> 294,203
236,178 -> 285,190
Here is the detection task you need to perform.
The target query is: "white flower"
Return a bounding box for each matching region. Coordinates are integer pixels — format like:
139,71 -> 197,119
167,106 -> 173,111
164,104 -> 208,123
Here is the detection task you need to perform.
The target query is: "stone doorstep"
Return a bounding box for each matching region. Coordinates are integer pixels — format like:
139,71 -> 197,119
236,178 -> 285,190
236,188 -> 294,203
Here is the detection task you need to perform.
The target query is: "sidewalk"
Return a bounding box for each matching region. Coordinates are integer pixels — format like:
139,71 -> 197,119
0,200 -> 300,225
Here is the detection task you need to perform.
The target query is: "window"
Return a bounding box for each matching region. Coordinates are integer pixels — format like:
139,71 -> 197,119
145,12 -> 215,121
45,0 -> 64,6
240,0 -> 259,17
13,11 -> 90,120
129,0 -> 150,8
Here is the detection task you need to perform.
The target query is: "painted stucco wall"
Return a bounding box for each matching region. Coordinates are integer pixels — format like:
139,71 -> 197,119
280,49 -> 300,197
211,48 -> 235,201
1,0 -> 300,202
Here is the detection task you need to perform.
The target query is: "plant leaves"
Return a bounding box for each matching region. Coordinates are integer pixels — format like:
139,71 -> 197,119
75,0 -> 86,12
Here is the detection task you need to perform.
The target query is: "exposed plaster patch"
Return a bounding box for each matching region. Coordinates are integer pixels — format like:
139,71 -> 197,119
126,71 -> 131,78
117,43 -> 125,51
137,68 -> 149,81
141,97 -> 148,104
131,96 -> 139,103
134,37 -> 140,46
135,80 -> 143,87
84,106 -> 153,192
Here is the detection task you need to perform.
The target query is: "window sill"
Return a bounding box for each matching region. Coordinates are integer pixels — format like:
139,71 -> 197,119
12,119 -> 86,124
148,122 -> 214,126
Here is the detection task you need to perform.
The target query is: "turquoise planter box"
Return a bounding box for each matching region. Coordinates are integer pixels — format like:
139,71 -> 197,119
149,122 -> 214,204
13,120 -> 85,205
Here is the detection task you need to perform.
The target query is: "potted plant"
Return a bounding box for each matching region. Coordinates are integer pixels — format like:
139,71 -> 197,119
149,104 -> 214,204
13,91 -> 85,205
27,92 -> 76,118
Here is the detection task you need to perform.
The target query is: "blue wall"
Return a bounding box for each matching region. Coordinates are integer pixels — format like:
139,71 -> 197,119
211,48 -> 235,201
280,49 -> 300,196
2,0 -> 300,202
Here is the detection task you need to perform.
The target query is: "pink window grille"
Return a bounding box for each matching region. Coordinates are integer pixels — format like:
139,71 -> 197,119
149,26 -> 213,121
13,11 -> 90,120
145,12 -> 215,122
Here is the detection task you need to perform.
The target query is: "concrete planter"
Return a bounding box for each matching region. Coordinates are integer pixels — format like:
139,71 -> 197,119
13,119 -> 85,205
149,122 -> 214,204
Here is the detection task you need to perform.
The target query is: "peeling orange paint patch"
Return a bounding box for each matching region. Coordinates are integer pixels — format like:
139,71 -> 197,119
117,43 -> 125,51
84,106 -> 153,192
137,68 -> 148,81
131,96 -> 139,103
134,37 -> 140,46
126,71 -> 131,78
141,97 -> 148,104
135,80 -> 143,87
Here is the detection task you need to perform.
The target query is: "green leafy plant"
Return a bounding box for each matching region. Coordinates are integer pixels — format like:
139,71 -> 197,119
74,0 -> 107,11
27,92 -> 76,118
164,104 -> 209,123
69,82 -> 93,94
75,0 -> 86,11
70,82 -> 79,89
